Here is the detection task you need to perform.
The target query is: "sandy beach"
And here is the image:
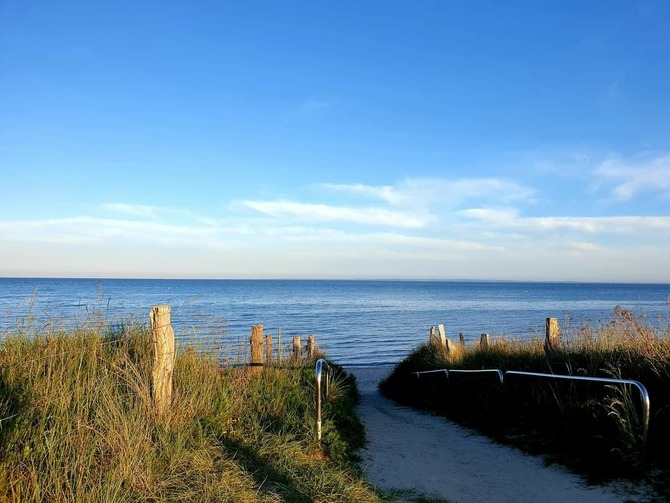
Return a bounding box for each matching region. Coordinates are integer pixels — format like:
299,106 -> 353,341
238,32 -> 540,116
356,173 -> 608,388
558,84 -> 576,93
348,367 -> 649,503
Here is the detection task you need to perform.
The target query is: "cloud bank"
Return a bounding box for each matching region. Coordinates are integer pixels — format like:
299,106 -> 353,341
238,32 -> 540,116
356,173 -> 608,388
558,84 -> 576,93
2,159 -> 669,281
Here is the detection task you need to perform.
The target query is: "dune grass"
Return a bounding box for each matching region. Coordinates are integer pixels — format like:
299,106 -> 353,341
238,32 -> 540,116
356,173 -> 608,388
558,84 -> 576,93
0,320 -> 381,502
381,307 -> 670,487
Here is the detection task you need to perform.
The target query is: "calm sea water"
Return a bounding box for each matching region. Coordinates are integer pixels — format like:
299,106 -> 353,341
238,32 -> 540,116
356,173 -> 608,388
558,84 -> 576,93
1,278 -> 669,366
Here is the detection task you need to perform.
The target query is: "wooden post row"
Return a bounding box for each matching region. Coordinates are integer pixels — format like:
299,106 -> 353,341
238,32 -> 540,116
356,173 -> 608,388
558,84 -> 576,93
421,318 -> 558,353
150,305 -> 175,417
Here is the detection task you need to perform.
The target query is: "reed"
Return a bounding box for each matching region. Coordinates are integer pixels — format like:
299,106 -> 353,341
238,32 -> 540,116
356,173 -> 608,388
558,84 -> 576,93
0,320 -> 379,502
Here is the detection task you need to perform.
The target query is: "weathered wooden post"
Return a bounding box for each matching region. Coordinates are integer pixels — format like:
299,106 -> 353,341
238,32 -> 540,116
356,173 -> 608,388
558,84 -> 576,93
545,317 -> 560,352
292,336 -> 302,359
277,327 -> 283,363
266,334 -> 273,364
307,334 -> 316,359
480,333 -> 490,350
459,332 -> 465,346
150,305 -> 175,417
250,324 -> 264,371
437,324 -> 447,350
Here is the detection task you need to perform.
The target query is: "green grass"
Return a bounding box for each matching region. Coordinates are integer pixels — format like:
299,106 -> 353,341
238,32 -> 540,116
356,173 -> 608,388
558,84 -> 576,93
381,307 -> 670,488
0,321 -> 381,502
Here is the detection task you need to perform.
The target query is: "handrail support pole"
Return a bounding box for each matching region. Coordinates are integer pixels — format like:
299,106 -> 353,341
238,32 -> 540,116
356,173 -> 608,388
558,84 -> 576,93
315,358 -> 330,442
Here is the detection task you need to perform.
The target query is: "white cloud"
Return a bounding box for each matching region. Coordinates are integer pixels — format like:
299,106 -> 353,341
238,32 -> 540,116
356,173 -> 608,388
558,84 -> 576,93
460,208 -> 670,235
101,203 -> 159,218
459,208 -> 520,226
263,226 -> 497,251
241,200 -> 431,228
0,216 -> 229,246
567,241 -> 603,252
596,155 -> 670,200
437,178 -> 534,203
321,183 -> 402,204
323,177 -> 534,208
2,209 -> 669,281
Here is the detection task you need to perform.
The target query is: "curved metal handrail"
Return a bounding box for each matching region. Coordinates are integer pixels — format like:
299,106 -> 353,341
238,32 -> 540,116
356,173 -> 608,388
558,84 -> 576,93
315,358 -> 330,441
506,370 -> 650,442
410,367 -> 651,443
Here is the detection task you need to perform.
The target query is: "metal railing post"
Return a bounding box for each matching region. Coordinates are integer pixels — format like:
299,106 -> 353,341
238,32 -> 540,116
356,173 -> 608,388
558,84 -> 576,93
315,358 -> 329,442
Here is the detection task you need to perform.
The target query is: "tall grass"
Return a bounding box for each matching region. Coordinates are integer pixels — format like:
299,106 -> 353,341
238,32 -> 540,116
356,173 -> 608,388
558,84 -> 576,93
0,321 -> 379,502
381,307 -> 670,483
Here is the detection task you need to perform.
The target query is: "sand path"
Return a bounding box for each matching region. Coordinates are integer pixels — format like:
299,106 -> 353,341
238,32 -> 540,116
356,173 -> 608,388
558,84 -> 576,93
349,367 -> 645,503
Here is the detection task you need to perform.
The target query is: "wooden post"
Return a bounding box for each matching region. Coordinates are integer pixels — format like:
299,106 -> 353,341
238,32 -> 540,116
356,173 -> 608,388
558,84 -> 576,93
546,318 -> 560,351
437,324 -> 447,350
428,326 -> 436,345
480,333 -> 490,350
307,334 -> 316,359
150,305 -> 175,417
250,324 -> 264,370
459,332 -> 465,346
292,336 -> 302,359
266,334 -> 273,364
277,327 -> 283,363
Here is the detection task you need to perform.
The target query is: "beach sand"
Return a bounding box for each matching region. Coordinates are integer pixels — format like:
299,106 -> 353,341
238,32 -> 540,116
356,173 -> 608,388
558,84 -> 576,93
348,367 -> 648,503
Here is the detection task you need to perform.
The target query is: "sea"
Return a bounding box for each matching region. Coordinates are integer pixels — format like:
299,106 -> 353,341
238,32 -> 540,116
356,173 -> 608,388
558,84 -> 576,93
1,278 -> 669,366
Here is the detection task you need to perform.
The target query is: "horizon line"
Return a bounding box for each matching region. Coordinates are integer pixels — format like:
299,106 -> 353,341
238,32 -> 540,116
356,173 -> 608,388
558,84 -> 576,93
1,275 -> 669,286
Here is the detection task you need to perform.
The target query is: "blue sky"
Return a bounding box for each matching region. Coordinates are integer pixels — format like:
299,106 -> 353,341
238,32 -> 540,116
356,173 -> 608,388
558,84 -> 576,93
1,0 -> 669,281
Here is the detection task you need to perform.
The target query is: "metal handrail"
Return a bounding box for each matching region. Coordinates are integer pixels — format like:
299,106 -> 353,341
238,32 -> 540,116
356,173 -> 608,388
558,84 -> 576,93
414,368 -> 503,384
413,369 -> 448,378
506,371 -> 650,442
449,369 -> 504,384
410,367 -> 651,443
315,358 -> 330,441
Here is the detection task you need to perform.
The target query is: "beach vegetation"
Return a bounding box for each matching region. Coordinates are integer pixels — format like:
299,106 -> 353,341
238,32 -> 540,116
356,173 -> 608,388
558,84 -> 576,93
381,307 -> 670,490
0,319 -> 379,502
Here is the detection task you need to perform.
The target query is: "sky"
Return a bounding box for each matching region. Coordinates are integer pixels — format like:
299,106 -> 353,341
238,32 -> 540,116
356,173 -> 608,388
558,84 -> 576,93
1,0 -> 669,282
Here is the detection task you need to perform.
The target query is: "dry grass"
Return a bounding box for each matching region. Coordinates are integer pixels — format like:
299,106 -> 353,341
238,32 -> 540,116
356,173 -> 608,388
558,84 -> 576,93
0,321 -> 380,502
